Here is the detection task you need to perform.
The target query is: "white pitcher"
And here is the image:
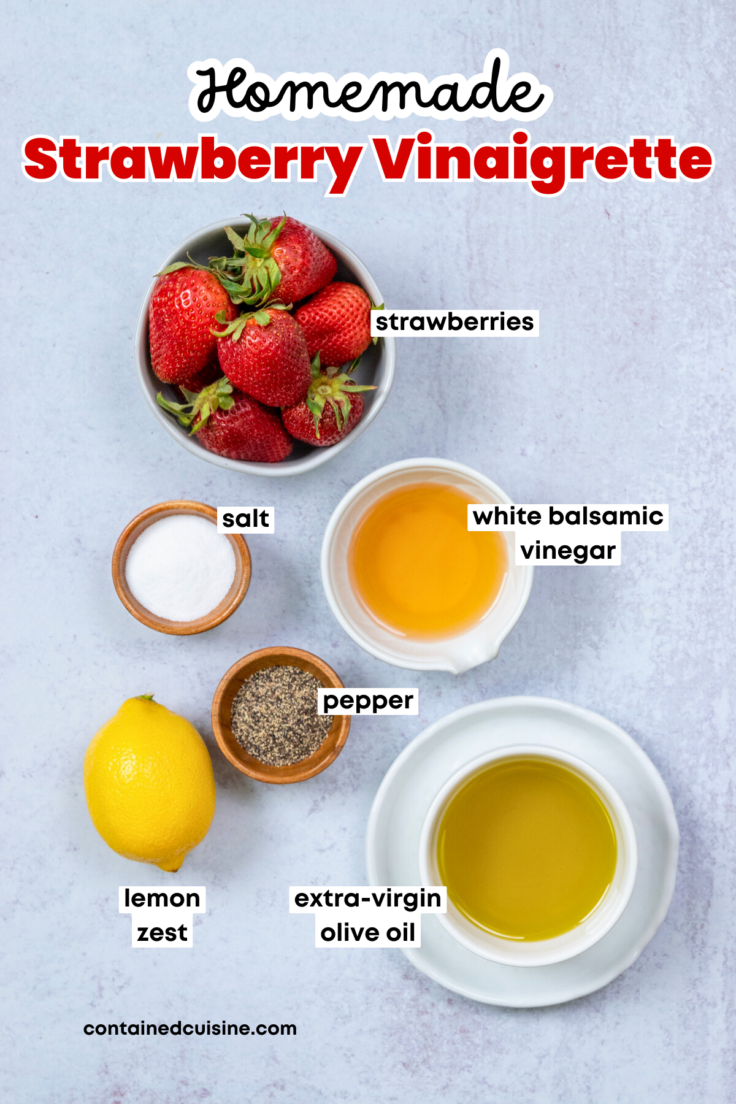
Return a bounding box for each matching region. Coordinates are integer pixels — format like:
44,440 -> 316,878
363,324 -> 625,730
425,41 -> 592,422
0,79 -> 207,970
321,458 -> 534,673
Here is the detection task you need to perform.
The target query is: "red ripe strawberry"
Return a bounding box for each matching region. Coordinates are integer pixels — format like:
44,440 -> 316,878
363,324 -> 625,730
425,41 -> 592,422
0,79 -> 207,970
211,215 -> 337,307
282,355 -> 375,447
176,354 -> 221,397
267,216 -> 337,303
284,391 -> 365,448
215,305 -> 311,408
157,378 -> 292,463
149,265 -> 236,384
295,282 -> 373,368
196,395 -> 292,462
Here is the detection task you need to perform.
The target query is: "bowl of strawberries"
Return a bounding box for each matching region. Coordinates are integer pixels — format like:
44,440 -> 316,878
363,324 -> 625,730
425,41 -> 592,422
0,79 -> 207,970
136,214 -> 395,475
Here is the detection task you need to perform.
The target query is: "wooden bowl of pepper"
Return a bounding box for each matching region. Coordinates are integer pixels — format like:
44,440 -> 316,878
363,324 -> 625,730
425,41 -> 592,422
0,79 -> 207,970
211,647 -> 351,784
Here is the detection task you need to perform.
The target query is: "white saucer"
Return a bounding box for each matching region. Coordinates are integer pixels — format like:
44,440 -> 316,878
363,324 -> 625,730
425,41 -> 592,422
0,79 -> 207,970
366,697 -> 679,1007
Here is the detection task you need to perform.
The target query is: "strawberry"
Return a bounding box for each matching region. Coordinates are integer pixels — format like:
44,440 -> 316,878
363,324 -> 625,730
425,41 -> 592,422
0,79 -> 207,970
295,282 -> 373,368
148,265 -> 237,384
176,354 -> 221,397
157,377 -> 292,463
214,304 -> 311,408
282,355 -> 375,447
210,215 -> 337,307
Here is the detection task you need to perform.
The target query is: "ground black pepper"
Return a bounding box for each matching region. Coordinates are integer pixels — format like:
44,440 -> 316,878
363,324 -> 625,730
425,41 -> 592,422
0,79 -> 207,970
231,664 -> 333,766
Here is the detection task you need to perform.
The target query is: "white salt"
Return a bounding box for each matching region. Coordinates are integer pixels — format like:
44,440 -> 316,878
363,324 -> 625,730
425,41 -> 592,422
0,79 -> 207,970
125,514 -> 237,622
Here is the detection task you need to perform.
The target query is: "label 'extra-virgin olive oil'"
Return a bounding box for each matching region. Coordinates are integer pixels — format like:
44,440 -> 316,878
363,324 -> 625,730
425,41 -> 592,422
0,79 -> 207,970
348,483 -> 508,639
437,757 -> 618,941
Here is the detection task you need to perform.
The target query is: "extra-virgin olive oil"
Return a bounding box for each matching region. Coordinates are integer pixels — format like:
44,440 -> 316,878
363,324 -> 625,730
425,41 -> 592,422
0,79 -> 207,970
349,483 -> 508,638
437,756 -> 618,941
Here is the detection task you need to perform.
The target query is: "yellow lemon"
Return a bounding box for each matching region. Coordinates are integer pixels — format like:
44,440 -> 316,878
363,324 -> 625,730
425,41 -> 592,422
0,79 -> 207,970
84,695 -> 216,872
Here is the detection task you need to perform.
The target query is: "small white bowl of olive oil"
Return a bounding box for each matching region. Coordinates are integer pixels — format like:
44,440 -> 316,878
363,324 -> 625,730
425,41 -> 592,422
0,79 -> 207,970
419,745 -> 638,967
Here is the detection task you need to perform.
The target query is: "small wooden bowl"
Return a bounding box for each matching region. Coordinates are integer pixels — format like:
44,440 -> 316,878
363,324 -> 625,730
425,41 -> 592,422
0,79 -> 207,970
212,647 -> 351,784
112,501 -> 251,635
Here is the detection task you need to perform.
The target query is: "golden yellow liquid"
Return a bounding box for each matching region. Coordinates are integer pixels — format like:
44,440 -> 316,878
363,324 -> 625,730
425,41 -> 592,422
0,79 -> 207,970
437,757 -> 617,941
348,483 -> 508,639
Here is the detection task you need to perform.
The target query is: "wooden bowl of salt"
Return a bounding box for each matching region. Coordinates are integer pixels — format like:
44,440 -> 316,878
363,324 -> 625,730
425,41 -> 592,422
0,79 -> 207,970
112,500 -> 251,635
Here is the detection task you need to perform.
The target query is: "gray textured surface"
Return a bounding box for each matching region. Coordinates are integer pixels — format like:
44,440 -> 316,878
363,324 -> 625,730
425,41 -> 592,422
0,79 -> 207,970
2,1 -> 734,1101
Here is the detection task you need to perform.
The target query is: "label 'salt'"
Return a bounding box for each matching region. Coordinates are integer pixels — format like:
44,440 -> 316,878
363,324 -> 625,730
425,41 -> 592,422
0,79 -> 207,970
217,507 -> 275,534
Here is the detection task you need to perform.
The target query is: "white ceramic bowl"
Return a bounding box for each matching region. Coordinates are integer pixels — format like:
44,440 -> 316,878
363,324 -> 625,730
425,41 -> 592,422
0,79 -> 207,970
135,217 -> 396,477
320,458 -> 533,673
418,745 -> 638,967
